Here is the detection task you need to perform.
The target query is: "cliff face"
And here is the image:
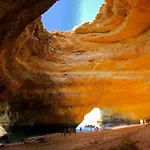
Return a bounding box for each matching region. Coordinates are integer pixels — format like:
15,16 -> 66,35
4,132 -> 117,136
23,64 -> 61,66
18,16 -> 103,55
0,0 -> 150,126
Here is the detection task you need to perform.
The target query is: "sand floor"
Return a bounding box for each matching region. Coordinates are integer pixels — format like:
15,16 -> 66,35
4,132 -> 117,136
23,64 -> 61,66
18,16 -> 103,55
2,124 -> 150,150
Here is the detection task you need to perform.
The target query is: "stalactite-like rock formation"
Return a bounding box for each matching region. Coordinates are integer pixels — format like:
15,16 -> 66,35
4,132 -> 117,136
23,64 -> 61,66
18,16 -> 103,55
0,0 -> 150,126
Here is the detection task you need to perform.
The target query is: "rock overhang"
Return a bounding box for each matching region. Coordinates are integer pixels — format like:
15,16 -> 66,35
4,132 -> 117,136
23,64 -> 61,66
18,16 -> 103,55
0,0 -> 150,126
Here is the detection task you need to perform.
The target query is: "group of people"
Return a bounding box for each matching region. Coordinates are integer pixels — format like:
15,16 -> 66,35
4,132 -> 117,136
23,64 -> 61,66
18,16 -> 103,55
61,127 -> 76,136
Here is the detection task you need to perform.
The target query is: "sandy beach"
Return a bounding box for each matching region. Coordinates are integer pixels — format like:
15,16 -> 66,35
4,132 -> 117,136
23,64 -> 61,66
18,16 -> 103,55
2,124 -> 150,150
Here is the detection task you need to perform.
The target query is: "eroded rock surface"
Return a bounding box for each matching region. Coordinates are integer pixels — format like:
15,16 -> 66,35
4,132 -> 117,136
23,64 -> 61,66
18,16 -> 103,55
0,0 -> 150,126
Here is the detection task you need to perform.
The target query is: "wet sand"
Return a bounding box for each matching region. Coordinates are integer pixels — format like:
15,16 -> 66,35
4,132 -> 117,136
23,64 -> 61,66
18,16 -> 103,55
3,124 -> 150,150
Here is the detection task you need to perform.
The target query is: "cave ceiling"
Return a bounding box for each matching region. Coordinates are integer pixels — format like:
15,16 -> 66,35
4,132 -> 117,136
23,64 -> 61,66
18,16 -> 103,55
0,0 -> 150,124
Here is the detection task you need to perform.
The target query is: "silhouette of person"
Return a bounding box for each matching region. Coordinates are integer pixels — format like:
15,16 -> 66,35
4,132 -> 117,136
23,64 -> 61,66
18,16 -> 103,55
80,127 -> 82,132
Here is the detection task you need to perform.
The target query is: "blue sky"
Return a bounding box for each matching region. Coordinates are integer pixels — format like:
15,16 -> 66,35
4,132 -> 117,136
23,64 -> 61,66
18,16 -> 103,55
42,0 -> 103,31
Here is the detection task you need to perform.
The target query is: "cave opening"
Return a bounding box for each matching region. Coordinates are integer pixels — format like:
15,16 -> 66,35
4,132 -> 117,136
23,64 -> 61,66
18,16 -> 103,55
76,108 -> 102,132
76,107 -> 141,132
42,0 -> 103,31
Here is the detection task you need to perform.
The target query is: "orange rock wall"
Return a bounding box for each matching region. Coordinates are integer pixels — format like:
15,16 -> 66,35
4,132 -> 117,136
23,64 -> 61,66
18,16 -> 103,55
0,0 -> 150,124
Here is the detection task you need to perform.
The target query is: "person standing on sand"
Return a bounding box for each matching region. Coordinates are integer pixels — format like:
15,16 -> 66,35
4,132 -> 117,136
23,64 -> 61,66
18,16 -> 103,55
68,128 -> 71,135
74,128 -> 76,135
64,129 -> 67,136
20,132 -> 25,144
80,127 -> 82,132
21,135 -> 24,144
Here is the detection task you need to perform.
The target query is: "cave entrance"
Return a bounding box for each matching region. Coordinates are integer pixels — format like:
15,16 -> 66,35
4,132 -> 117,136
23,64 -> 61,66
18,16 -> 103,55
42,0 -> 103,31
76,108 -> 102,132
76,107 -> 141,132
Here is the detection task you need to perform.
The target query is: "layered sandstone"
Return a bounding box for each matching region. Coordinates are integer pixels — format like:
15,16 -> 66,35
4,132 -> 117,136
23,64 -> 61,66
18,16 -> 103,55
0,0 -> 150,126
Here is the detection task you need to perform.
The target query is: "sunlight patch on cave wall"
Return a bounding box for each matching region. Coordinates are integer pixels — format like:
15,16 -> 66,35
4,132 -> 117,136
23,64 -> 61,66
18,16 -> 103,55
42,0 -> 103,31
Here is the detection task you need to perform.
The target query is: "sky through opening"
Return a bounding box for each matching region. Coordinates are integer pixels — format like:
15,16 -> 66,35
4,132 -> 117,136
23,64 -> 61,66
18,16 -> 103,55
42,0 -> 103,31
